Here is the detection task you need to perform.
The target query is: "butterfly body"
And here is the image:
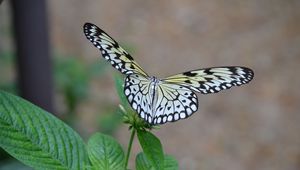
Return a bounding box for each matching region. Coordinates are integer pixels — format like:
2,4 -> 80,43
148,76 -> 160,111
83,23 -> 254,125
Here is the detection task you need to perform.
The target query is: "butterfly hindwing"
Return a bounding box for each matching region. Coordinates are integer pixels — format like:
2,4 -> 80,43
83,23 -> 147,76
124,74 -> 198,125
124,74 -> 152,123
163,66 -> 254,94
153,83 -> 198,124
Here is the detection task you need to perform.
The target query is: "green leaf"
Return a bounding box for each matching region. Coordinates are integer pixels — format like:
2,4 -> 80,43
135,152 -> 153,170
0,91 -> 89,170
87,133 -> 125,170
163,155 -> 179,170
136,153 -> 179,170
137,130 -> 164,170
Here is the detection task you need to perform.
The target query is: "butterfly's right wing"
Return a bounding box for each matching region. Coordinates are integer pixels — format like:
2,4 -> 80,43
83,23 -> 148,76
162,66 -> 254,94
152,83 -> 198,125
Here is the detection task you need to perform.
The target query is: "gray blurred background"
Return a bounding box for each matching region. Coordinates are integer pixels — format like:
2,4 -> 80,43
1,0 -> 300,170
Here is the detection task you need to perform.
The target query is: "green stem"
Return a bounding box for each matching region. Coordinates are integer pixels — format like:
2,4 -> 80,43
124,128 -> 136,170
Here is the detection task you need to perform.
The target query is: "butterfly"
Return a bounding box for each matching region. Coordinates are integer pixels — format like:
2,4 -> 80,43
83,23 -> 254,125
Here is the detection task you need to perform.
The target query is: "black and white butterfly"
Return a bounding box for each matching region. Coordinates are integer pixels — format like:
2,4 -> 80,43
83,23 -> 254,125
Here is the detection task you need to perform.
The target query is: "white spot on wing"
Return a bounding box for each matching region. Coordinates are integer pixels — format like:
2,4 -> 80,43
180,113 -> 186,118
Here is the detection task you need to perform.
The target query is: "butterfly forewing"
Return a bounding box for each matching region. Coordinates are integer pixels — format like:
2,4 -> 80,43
83,23 -> 148,76
124,74 -> 198,125
163,66 -> 253,94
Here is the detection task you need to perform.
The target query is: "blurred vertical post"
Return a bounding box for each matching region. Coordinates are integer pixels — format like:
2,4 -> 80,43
10,0 -> 55,113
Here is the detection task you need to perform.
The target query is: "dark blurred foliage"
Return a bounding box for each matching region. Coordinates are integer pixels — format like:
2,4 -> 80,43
54,55 -> 107,115
97,107 -> 123,135
0,51 -> 18,95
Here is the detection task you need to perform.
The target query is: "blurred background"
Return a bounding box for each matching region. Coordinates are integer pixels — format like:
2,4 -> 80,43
1,0 -> 300,169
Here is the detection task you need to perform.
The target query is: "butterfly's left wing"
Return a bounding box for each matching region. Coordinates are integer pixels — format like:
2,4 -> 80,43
162,66 -> 254,94
83,23 -> 148,76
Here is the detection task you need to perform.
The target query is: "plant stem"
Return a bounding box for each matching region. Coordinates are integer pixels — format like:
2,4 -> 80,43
124,128 -> 136,170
